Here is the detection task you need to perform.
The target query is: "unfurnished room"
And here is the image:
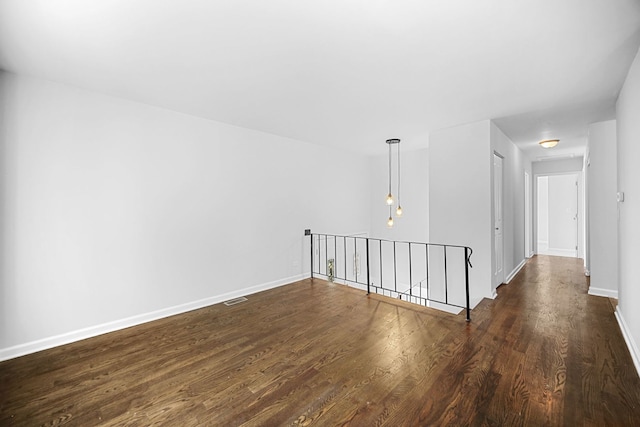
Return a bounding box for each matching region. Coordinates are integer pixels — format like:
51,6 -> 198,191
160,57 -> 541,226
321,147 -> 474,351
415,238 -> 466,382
1,1 -> 640,425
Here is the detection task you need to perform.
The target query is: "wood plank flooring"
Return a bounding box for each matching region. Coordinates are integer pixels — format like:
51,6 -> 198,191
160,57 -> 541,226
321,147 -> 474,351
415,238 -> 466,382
1,255 -> 640,425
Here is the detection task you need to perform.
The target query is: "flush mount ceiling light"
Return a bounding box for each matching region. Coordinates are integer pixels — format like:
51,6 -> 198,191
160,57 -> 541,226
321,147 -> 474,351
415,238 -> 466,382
385,138 -> 402,227
539,139 -> 559,148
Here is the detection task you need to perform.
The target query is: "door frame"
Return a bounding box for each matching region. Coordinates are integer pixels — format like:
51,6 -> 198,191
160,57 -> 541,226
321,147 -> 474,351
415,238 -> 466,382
492,152 -> 505,293
525,170 -> 532,258
533,171 -> 583,258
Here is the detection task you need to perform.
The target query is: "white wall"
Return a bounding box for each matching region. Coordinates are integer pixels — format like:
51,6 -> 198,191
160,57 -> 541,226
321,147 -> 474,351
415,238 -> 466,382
616,47 -> 640,375
0,72 -> 372,358
587,120 -> 618,298
429,121 -> 492,305
490,122 -> 531,285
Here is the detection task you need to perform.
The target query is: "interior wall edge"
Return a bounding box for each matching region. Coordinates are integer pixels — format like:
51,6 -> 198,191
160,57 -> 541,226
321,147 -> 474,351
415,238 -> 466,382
587,287 -> 619,299
0,273 -> 307,362
505,258 -> 527,284
615,305 -> 640,378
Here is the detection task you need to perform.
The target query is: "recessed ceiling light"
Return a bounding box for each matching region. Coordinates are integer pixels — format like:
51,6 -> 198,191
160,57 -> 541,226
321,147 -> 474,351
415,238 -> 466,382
539,139 -> 559,148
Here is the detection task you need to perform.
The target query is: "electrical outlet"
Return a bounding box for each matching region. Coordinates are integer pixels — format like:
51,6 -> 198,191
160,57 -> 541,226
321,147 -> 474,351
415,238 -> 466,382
304,229 -> 311,235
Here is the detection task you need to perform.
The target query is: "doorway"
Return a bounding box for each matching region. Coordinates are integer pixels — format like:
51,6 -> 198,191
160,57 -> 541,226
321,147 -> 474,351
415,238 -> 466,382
536,173 -> 579,257
525,171 -> 531,258
493,153 -> 504,290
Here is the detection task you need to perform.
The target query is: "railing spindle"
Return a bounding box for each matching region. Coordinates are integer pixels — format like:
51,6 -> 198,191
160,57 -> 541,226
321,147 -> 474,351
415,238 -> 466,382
408,242 -> 413,297
393,241 -> 397,294
444,245 -> 448,305
366,238 -> 370,294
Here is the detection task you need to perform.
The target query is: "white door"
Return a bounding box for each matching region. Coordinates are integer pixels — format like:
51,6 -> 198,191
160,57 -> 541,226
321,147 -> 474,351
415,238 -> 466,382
547,174 -> 578,257
493,154 -> 504,289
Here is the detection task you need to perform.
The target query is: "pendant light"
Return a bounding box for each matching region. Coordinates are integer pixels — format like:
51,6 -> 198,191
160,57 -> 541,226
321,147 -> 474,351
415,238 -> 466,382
385,138 -> 402,227
539,139 -> 559,148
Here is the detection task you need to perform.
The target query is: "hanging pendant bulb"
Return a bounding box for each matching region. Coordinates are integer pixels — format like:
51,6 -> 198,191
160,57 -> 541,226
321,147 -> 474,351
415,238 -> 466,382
385,138 -> 401,226
395,140 -> 403,218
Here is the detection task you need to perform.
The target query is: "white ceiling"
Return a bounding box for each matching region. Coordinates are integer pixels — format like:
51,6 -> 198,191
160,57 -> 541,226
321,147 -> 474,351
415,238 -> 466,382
1,0 -> 639,158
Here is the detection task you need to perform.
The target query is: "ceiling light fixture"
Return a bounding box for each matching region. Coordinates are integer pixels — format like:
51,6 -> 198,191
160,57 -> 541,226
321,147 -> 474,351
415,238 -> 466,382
539,139 -> 559,148
385,138 -> 402,227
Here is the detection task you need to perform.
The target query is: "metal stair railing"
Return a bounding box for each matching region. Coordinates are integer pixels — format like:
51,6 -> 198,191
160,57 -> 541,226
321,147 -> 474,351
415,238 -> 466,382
308,231 -> 473,321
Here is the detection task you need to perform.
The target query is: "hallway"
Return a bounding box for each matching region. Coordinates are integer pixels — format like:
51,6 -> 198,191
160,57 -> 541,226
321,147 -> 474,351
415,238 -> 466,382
476,255 -> 640,425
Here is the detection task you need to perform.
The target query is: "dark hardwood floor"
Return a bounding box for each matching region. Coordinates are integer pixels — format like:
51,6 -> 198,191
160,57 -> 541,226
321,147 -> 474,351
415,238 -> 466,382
1,255 -> 639,426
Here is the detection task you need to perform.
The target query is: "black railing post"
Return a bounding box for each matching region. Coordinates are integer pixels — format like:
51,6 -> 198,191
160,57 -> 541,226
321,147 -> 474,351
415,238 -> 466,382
393,241 -> 397,294
310,232 -> 314,279
366,238 -> 370,295
408,243 -> 413,297
465,246 -> 471,322
444,246 -> 448,305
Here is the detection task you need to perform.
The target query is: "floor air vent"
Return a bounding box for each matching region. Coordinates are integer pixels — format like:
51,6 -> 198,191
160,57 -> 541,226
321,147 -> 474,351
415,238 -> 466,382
223,297 -> 248,306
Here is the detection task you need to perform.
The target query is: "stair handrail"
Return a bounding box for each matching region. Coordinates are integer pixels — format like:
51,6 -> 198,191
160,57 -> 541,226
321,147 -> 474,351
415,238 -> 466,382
308,231 -> 473,321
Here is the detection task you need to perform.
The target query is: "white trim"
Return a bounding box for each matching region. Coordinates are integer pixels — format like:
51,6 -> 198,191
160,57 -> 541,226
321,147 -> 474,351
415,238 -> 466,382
470,296 -> 485,308
426,300 -> 463,315
505,259 -> 527,283
537,240 -> 549,251
0,273 -> 306,362
615,306 -> 640,378
321,276 -> 487,312
540,247 -> 578,257
588,287 -> 618,299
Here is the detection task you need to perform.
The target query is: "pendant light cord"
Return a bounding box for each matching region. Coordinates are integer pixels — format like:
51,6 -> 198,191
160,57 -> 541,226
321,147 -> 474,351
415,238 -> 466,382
397,143 -> 400,203
388,141 -> 392,196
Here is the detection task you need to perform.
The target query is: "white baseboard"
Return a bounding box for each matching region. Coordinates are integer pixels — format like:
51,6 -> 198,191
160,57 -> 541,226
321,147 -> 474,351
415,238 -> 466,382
0,273 -> 306,362
614,306 -> 640,378
505,259 -> 527,284
539,247 -> 577,257
470,296 -> 485,309
588,287 -> 618,299
426,300 -> 463,315
537,240 -> 549,252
